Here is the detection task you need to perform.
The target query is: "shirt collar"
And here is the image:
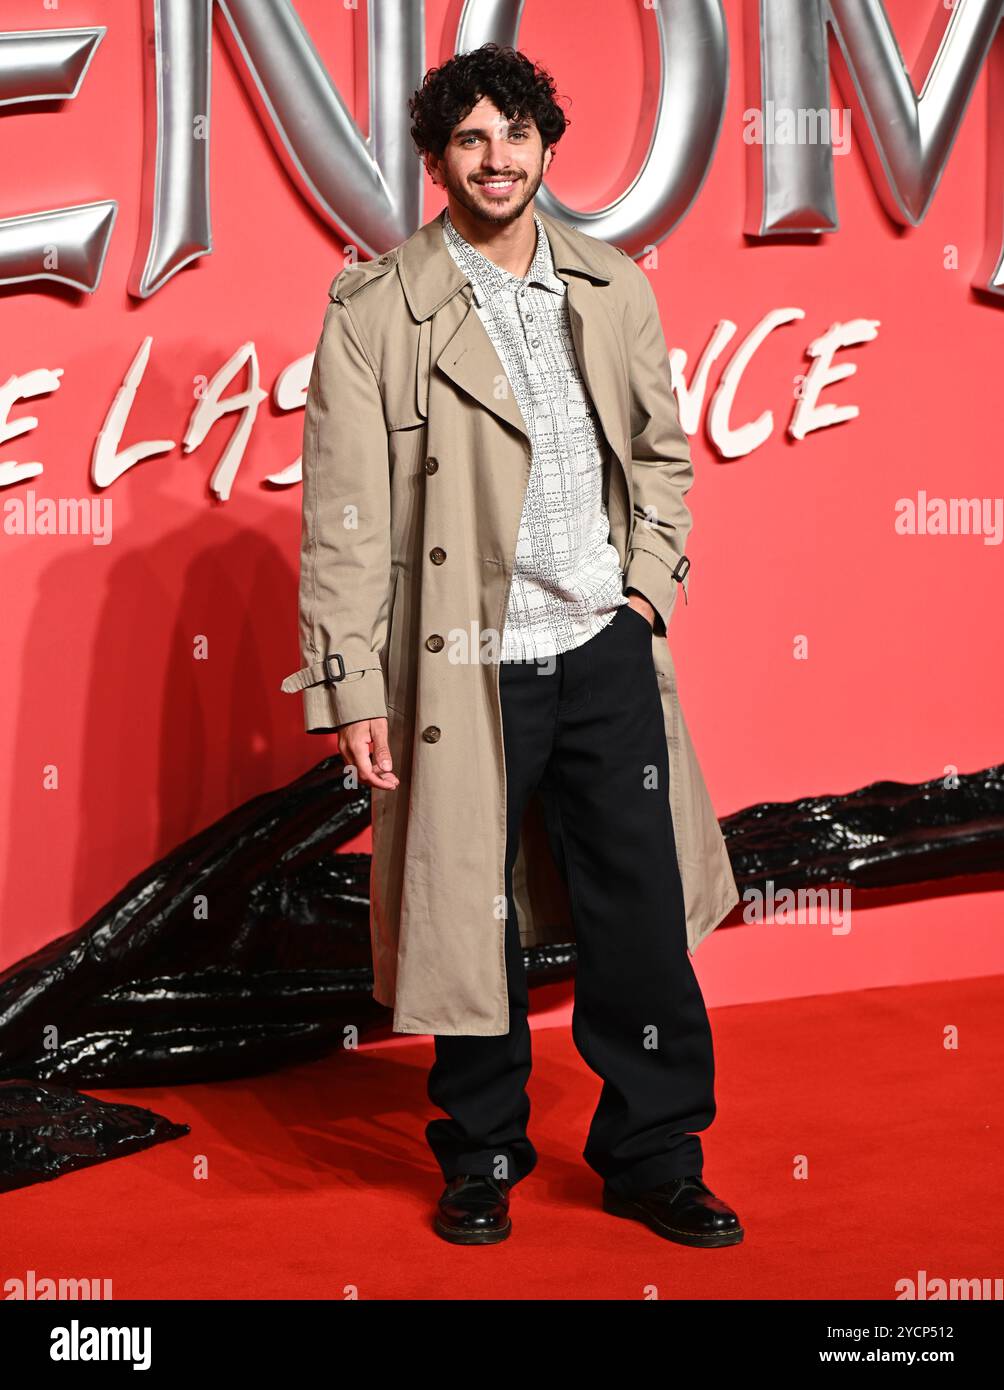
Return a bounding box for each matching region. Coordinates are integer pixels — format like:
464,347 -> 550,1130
442,208 -> 566,306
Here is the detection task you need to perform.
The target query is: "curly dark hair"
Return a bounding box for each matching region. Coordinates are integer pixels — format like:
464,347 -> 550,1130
409,43 -> 569,161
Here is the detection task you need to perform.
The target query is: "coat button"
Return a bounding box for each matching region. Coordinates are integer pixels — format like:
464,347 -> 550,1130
422,725 -> 441,743
425,634 -> 444,652
424,457 -> 439,474
429,546 -> 446,564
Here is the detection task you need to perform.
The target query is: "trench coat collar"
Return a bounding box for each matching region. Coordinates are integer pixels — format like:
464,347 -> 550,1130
397,205 -> 614,322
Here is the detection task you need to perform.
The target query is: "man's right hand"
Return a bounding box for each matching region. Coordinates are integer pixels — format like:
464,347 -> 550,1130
336,718 -> 400,790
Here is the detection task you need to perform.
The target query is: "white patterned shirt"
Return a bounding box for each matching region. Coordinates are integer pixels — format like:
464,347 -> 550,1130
442,208 -> 628,661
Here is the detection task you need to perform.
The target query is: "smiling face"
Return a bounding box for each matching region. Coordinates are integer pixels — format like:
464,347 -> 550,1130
426,95 -> 553,226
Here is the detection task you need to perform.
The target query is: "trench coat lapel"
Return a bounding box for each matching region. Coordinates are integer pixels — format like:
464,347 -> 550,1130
436,308 -> 530,441
561,274 -> 629,470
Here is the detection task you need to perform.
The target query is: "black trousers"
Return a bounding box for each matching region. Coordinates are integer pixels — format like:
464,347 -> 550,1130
425,602 -> 716,1197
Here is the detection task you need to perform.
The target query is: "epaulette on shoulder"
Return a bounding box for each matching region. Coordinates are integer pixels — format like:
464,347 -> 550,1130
328,251 -> 398,304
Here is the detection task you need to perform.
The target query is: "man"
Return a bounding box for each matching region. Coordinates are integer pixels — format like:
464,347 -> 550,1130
281,44 -> 741,1248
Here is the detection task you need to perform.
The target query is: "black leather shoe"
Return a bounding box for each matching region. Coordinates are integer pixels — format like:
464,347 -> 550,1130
434,1174 -> 512,1244
602,1175 -> 744,1247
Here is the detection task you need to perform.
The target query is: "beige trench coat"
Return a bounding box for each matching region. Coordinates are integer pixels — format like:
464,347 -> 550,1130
281,208 -> 739,1035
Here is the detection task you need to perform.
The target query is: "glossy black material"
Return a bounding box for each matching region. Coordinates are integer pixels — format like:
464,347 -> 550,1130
0,757 -> 999,1090
725,763 -> 1004,889
0,1079 -> 188,1193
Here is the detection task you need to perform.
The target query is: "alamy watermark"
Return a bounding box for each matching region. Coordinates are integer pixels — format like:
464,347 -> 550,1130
743,880 -> 851,934
743,103 -> 852,155
3,489 -> 112,544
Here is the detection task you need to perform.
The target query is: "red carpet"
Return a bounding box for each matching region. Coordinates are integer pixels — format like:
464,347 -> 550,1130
5,975 -> 1001,1300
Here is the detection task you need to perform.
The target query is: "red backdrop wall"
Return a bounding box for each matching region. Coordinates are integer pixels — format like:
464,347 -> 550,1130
3,0 -> 1001,1005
